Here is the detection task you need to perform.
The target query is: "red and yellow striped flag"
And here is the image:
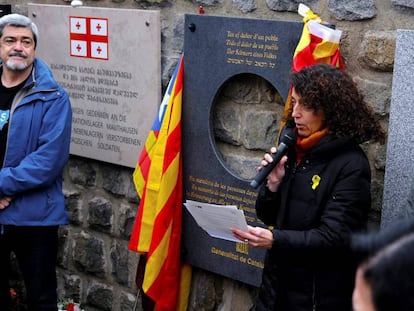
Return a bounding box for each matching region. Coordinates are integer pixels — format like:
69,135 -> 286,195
293,4 -> 345,71
128,54 -> 191,311
281,4 -> 345,128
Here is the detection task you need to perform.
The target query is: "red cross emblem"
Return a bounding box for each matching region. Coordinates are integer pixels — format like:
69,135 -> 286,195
70,16 -> 109,60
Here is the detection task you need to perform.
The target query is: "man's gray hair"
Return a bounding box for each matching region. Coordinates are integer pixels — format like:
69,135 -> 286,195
0,13 -> 39,47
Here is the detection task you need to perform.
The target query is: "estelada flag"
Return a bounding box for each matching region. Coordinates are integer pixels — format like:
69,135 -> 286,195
128,54 -> 191,311
280,3 -> 345,128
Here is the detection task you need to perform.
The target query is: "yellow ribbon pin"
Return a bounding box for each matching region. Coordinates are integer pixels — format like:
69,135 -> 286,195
311,175 -> 321,190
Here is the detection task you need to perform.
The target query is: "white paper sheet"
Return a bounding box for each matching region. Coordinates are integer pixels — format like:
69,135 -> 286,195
184,199 -> 248,243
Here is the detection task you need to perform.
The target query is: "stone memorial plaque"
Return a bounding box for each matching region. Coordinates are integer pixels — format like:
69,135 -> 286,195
182,14 -> 302,286
28,4 -> 160,168
381,29 -> 414,227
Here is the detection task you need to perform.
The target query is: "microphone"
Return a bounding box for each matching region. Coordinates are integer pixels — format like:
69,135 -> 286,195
249,127 -> 297,189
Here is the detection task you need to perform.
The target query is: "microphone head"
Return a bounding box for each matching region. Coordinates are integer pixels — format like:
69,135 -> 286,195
249,126 -> 297,190
279,127 -> 298,148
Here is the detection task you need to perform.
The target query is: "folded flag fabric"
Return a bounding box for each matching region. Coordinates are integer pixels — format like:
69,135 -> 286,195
280,3 -> 345,130
128,54 -> 191,311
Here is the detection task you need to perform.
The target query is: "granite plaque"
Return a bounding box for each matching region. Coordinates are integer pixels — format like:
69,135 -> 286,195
182,14 -> 302,286
381,29 -> 414,227
28,4 -> 160,168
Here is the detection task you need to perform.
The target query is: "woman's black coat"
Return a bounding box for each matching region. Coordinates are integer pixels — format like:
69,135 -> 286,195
255,134 -> 371,311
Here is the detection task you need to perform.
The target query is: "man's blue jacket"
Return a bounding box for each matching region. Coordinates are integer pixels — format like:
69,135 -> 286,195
0,58 -> 72,226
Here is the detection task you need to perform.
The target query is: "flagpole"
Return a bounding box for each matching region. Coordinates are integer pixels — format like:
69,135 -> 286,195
132,288 -> 141,311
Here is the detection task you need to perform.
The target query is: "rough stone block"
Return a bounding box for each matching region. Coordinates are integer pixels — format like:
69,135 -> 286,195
110,241 -> 130,285
88,197 -> 113,233
119,203 -> 137,240
328,0 -> 376,20
73,231 -> 106,277
359,31 -> 396,72
64,190 -> 83,225
67,159 -> 97,187
86,282 -> 114,311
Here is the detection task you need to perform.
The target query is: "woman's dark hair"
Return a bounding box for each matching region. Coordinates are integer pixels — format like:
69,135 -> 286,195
288,64 -> 385,144
361,233 -> 414,311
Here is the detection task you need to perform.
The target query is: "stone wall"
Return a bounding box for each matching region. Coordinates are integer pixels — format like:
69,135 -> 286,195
59,159 -> 139,310
6,0 -> 414,310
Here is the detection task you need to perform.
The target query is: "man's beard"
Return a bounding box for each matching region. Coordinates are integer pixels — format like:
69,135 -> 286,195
5,52 -> 31,71
5,59 -> 30,71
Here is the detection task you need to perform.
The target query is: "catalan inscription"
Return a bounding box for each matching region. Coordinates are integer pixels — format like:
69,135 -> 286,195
226,30 -> 279,68
186,175 -> 266,270
211,245 -> 264,269
182,14 -> 302,286
187,175 -> 259,223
